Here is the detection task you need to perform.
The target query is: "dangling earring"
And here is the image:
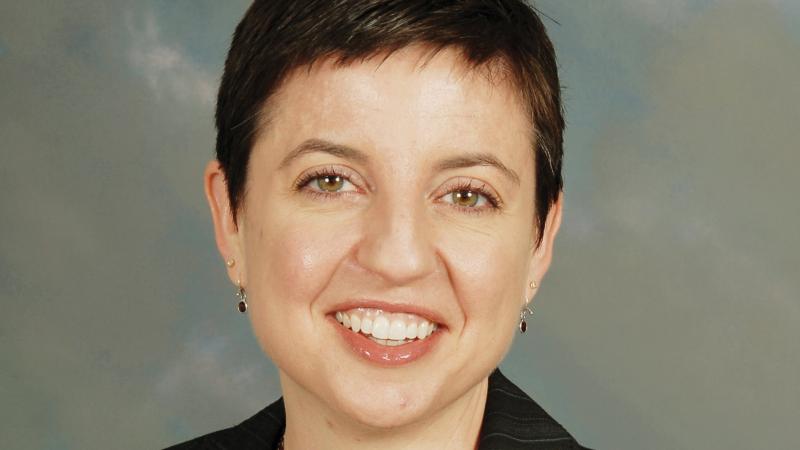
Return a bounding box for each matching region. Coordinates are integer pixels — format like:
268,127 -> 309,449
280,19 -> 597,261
519,280 -> 537,333
236,279 -> 247,313
519,304 -> 533,333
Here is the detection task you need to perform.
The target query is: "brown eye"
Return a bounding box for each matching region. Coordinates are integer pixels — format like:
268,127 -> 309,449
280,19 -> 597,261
433,177 -> 502,215
451,190 -> 480,207
316,175 -> 345,192
296,167 -> 359,197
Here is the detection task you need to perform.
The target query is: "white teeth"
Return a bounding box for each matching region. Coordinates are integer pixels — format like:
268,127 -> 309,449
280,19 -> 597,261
361,317 -> 373,334
334,307 -> 440,346
369,336 -> 409,346
417,322 -> 429,339
388,319 -> 406,340
405,322 -> 418,340
372,316 -> 390,339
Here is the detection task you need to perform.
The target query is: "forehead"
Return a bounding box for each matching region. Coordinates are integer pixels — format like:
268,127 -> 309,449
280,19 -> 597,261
257,45 -> 534,169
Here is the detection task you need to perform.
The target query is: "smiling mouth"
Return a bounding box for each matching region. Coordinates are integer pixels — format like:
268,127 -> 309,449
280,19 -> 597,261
334,308 -> 439,346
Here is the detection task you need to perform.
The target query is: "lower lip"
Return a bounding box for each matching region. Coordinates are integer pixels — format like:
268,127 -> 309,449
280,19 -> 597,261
329,316 -> 442,366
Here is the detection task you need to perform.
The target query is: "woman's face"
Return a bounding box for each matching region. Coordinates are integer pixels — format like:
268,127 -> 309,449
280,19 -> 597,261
207,45 -> 561,429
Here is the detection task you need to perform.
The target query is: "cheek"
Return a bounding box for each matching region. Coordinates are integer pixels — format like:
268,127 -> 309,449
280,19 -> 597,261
243,210 -> 359,364
439,224 -> 529,332
249,213 -> 356,312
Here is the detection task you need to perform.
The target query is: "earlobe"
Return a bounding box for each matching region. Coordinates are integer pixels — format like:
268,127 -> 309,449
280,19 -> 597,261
204,160 -> 245,285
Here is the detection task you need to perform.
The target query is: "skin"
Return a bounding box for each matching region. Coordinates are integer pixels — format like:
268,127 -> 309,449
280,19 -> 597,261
204,44 -> 563,450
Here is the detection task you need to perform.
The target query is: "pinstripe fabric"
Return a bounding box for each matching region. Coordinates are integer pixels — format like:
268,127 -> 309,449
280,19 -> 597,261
165,369 -> 591,449
478,370 -> 590,449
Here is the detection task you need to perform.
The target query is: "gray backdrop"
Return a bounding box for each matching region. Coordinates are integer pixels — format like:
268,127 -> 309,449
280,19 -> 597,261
2,1 -> 798,449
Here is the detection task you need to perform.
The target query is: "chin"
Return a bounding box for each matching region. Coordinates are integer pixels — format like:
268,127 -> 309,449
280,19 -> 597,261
328,377 -> 438,430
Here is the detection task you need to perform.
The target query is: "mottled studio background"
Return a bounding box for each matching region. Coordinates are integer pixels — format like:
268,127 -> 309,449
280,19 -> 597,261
1,1 -> 798,449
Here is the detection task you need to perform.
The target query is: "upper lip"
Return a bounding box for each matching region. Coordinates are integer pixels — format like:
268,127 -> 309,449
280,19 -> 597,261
328,299 -> 448,327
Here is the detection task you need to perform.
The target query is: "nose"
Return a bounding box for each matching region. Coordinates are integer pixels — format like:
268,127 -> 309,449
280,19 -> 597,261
355,194 -> 438,286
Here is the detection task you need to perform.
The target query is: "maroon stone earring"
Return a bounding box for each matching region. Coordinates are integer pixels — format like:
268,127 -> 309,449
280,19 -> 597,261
519,305 -> 534,333
236,279 -> 247,313
519,280 -> 537,333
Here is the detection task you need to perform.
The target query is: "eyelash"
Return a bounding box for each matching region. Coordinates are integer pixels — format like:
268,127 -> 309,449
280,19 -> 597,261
444,179 -> 502,215
293,167 -> 503,215
293,167 -> 358,197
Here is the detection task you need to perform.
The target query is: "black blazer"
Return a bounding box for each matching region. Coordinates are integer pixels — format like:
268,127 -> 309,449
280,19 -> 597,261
166,369 -> 591,449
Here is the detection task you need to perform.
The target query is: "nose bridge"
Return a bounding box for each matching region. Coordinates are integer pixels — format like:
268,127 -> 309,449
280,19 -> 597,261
356,188 -> 437,285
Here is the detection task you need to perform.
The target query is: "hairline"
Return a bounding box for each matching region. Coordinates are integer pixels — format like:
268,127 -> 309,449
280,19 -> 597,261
251,44 -> 533,136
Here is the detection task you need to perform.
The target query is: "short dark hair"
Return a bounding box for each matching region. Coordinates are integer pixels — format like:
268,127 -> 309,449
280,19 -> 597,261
216,0 -> 564,245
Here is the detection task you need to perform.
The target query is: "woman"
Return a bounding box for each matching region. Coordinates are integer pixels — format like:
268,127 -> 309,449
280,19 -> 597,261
169,0 -> 590,448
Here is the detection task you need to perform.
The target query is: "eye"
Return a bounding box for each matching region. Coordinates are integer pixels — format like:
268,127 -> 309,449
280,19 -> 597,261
314,174 -> 349,192
449,190 -> 487,208
438,180 -> 502,214
294,167 -> 359,197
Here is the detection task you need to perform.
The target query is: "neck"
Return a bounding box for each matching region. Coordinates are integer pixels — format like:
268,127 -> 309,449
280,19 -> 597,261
280,372 -> 488,450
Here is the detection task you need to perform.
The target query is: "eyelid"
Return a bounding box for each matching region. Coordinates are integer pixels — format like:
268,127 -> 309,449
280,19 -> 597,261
293,165 -> 366,193
436,177 -> 503,209
295,168 -> 503,214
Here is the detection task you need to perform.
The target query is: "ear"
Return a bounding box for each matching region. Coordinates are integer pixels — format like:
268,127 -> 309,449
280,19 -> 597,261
524,192 -> 563,305
204,159 -> 246,286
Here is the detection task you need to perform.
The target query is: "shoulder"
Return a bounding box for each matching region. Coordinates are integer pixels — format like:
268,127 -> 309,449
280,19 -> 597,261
479,369 -> 593,450
163,398 -> 285,450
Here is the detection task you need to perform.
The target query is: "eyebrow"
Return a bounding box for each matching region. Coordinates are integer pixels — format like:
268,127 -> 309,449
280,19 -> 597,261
433,153 -> 520,186
278,138 -> 369,170
278,138 -> 520,186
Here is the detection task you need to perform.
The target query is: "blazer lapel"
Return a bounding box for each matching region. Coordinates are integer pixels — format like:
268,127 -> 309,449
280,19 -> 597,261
477,369 -> 589,449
